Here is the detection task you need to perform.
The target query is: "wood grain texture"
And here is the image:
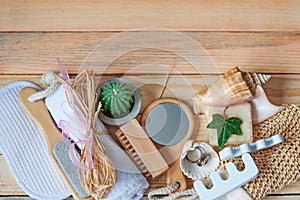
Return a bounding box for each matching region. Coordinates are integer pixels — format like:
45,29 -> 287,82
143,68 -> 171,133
1,74 -> 300,114
166,159 -> 187,191
1,32 -> 300,75
1,74 -> 300,110
1,1 -> 299,199
0,0 -> 299,31
0,32 -> 300,75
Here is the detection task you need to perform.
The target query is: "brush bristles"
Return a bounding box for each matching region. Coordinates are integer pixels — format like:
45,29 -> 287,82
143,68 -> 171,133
115,130 -> 150,176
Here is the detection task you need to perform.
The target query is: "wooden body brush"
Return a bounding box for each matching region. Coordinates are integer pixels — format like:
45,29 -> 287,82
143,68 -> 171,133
115,119 -> 169,178
19,87 -> 91,200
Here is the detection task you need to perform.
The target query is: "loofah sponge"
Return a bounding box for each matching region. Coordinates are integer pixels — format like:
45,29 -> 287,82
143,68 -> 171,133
219,105 -> 300,199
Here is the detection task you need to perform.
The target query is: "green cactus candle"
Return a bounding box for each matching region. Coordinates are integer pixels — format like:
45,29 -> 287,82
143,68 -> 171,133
99,80 -> 134,116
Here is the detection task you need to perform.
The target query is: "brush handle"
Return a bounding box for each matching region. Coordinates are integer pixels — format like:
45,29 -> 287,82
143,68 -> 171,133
141,98 -> 197,164
18,87 -> 62,147
166,159 -> 187,191
19,87 -> 92,200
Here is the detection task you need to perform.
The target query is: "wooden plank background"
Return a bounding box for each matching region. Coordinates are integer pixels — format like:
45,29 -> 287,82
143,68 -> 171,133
0,1 -> 299,199
0,0 -> 299,31
1,32 -> 300,74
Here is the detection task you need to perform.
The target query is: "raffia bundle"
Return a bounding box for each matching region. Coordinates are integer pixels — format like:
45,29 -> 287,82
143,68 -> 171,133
60,70 -> 116,199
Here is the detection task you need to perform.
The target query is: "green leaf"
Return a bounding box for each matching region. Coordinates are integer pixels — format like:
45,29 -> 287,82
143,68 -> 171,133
226,117 -> 243,136
207,114 -> 225,129
207,114 -> 243,149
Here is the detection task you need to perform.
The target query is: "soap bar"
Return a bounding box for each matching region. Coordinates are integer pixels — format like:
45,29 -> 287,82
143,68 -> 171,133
208,103 -> 253,147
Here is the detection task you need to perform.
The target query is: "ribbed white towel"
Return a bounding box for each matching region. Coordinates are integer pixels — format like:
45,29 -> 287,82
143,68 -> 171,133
0,81 -> 70,200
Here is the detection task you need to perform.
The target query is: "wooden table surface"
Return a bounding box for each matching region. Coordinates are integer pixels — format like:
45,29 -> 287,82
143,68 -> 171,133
0,1 -> 299,199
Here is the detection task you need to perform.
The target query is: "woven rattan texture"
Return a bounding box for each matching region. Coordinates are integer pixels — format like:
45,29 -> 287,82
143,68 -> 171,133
220,105 -> 300,199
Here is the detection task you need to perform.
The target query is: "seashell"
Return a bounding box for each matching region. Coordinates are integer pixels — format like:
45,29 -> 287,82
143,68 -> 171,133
251,85 -> 282,124
252,73 -> 271,84
193,66 -> 271,113
242,71 -> 271,94
180,140 -> 219,180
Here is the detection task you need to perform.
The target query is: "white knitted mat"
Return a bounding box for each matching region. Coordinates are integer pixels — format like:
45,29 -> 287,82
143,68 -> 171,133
0,81 -> 70,200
